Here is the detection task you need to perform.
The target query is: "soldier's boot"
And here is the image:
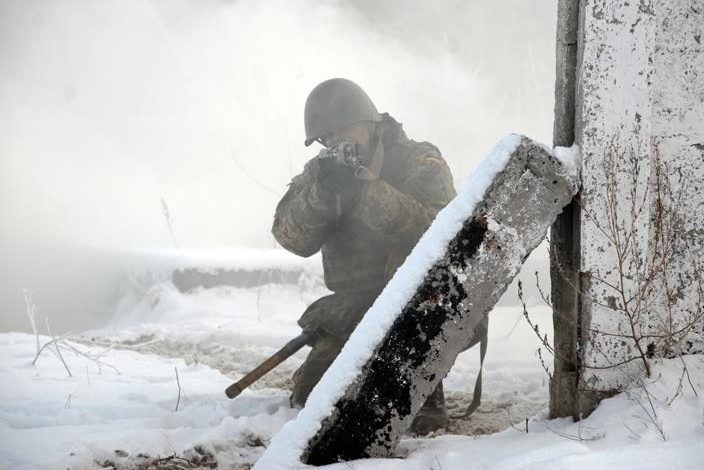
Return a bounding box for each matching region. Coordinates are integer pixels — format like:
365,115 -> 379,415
289,335 -> 346,408
409,382 -> 448,435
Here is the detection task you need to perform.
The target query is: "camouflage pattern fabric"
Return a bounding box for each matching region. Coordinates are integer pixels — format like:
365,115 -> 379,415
273,114 -> 458,406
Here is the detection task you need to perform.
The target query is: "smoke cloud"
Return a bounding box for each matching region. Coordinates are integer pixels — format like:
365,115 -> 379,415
0,0 -> 556,331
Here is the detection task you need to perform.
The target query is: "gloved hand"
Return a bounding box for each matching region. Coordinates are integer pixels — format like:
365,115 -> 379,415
317,155 -> 363,209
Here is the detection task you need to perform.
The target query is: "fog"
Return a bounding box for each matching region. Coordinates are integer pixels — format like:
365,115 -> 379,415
0,0 -> 557,332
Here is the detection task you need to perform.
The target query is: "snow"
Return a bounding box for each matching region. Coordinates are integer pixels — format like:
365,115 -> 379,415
553,144 -> 582,180
0,331 -> 296,469
0,274 -> 554,470
0,282 -> 313,470
0,258 -> 702,469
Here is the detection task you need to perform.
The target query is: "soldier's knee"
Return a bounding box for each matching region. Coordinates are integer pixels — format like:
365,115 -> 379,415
289,335 -> 347,408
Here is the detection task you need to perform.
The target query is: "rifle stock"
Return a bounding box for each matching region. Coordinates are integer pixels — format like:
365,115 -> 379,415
225,332 -> 310,399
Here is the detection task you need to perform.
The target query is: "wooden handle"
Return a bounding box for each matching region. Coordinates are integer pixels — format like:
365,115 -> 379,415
225,333 -> 310,399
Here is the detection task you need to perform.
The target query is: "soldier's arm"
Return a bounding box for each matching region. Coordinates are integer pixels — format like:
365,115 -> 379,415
272,159 -> 337,257
353,146 -> 456,245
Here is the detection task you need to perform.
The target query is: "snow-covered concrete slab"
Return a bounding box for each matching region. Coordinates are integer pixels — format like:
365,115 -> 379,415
256,134 -> 580,468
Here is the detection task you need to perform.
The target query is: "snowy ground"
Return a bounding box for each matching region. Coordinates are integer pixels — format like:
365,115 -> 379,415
1,258 -> 702,469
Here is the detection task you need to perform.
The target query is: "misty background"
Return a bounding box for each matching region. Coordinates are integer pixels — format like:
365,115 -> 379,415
0,0 -> 557,332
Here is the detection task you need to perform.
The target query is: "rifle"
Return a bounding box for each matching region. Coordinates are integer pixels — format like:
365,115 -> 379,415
225,332 -> 310,399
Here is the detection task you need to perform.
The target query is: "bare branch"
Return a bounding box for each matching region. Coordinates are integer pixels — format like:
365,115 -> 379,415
46,318 -> 72,378
174,366 -> 182,412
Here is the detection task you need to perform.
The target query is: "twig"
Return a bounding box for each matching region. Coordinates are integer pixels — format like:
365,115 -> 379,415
174,366 -> 182,412
536,347 -> 553,380
32,333 -> 71,366
160,197 -> 180,251
23,289 -> 41,357
46,318 -> 72,378
232,152 -> 283,198
28,327 -> 119,375
678,354 -> 698,398
633,378 -> 667,441
64,388 -> 79,410
505,303 -> 524,338
544,420 -> 604,441
58,342 -> 120,374
502,406 -> 526,434
518,281 -> 554,355
623,422 -> 643,440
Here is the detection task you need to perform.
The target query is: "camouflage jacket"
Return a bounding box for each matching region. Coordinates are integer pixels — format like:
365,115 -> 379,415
272,114 -> 456,337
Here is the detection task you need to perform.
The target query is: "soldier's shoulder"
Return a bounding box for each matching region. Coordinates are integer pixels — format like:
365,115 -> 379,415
382,114 -> 444,163
399,139 -> 448,170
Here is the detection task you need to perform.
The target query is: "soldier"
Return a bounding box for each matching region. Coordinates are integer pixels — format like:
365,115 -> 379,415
272,78 -> 457,434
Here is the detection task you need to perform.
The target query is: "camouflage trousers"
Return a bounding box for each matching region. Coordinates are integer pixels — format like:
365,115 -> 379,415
290,291 -> 376,407
290,333 -> 347,407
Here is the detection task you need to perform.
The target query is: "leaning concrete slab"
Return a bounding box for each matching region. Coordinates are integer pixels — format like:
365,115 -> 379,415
255,135 -> 579,469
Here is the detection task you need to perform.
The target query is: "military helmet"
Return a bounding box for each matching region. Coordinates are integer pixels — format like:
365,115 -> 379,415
304,78 -> 382,146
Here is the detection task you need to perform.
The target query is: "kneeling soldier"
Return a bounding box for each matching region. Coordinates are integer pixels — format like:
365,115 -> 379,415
272,78 -> 457,434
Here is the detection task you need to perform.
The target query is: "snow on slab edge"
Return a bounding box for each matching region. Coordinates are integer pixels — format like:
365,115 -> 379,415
553,143 -> 582,181
254,134 -> 527,469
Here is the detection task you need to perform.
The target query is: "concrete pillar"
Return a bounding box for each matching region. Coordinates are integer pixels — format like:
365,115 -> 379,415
551,0 -> 704,418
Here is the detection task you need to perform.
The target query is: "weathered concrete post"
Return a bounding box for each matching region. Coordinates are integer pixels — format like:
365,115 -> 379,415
550,0 -> 704,418
256,135 -> 579,468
